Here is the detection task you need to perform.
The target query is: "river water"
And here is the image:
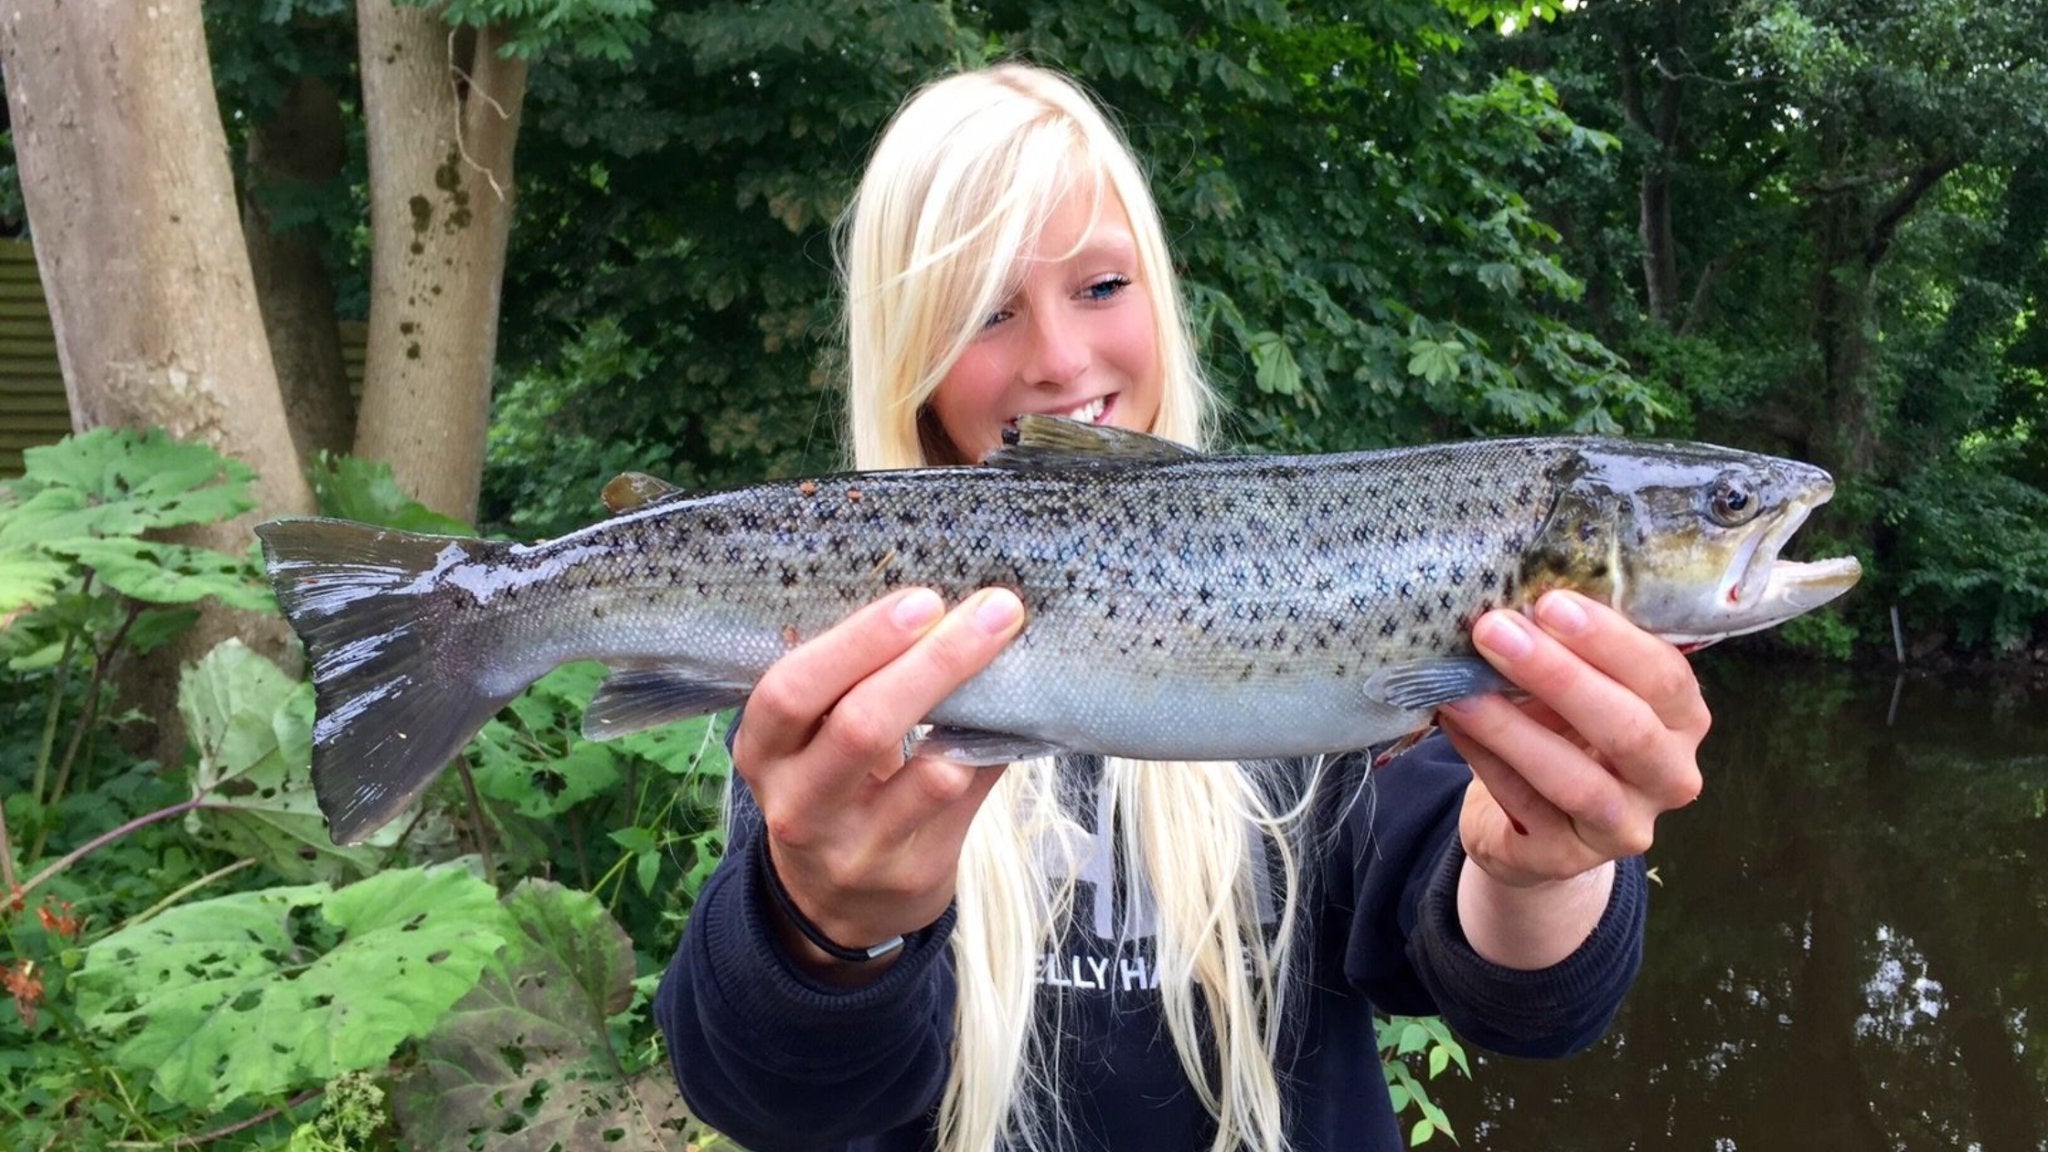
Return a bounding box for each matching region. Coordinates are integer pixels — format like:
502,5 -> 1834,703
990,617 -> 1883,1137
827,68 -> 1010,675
1433,658 -> 2048,1151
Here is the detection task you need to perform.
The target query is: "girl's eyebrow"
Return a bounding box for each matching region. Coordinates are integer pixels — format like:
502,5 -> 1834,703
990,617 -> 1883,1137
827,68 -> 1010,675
1064,228 -> 1137,262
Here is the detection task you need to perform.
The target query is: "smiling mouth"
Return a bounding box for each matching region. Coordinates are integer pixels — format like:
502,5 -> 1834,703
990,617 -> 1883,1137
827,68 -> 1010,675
1009,394 -> 1112,431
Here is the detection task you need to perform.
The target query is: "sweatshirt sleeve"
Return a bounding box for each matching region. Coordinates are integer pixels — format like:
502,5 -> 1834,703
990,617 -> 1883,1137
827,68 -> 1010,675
653,780 -> 957,1152
1333,736 -> 1648,1059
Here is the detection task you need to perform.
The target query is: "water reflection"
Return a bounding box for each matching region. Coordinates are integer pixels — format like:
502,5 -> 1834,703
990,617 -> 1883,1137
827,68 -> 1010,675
1435,658 -> 2048,1150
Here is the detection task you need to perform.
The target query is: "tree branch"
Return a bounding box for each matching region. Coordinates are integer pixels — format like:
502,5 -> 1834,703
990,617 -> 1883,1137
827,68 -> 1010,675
15,797 -> 210,906
1866,159 -> 1961,268
1678,241 -> 1764,337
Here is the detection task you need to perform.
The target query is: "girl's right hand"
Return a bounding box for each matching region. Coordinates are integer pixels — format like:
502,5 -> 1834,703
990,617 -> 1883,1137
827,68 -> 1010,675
732,585 -> 1025,980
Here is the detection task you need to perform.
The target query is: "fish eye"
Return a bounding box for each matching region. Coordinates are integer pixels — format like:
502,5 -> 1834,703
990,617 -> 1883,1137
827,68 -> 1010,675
1707,477 -> 1758,526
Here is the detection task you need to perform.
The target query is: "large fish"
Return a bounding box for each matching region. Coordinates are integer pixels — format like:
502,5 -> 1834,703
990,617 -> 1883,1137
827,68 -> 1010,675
257,417 -> 1860,844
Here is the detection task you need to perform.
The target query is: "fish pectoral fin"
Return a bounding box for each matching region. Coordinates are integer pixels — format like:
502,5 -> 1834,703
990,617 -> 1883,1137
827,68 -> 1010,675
1362,658 -> 1513,711
985,415 -> 1203,471
582,669 -> 752,741
600,471 -> 686,514
908,725 -> 1063,767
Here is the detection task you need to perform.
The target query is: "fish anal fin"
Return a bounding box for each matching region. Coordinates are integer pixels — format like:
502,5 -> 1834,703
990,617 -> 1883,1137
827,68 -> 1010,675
908,725 -> 1063,767
601,472 -> 685,515
1363,657 -> 1512,712
984,415 -> 1203,471
583,668 -> 751,741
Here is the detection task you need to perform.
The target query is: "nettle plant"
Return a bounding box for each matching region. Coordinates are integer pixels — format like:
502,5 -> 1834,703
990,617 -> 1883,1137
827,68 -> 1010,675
0,429 -> 729,1150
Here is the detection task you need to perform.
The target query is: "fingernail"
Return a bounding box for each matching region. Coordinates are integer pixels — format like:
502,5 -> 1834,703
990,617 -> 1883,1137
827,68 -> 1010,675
1474,612 -> 1534,660
1537,591 -> 1589,635
893,588 -> 943,630
1442,697 -> 1481,715
973,589 -> 1023,635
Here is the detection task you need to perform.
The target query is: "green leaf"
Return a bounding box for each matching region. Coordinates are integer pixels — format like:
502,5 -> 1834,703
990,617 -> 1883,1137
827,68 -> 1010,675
181,640 -> 389,881
53,538 -> 271,610
75,866 -> 508,1110
392,879 -> 697,1151
473,728 -> 623,818
0,429 -> 266,616
1250,331 -> 1304,397
14,428 -> 257,539
307,452 -> 474,536
1405,339 -> 1466,387
608,712 -> 733,778
1428,1043 -> 1449,1079
1398,1021 -> 1430,1055
1411,1118 -> 1435,1146
0,546 -> 69,616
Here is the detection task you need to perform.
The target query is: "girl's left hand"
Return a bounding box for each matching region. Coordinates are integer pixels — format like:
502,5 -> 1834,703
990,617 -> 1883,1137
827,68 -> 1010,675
1437,589 -> 1709,891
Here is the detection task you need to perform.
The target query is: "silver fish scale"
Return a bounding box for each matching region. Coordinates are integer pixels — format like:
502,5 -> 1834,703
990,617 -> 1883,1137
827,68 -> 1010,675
457,438 -> 1575,760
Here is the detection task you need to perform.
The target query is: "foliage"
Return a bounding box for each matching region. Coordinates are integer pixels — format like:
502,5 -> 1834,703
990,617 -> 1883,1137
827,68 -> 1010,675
307,451 -> 474,535
1380,1013 -> 1471,1145
484,0 -> 1670,538
0,427 -> 268,630
1891,447 -> 2048,651
73,865 -> 508,1109
1495,0 -> 2048,656
182,639 -> 393,882
391,879 -> 703,1149
1,432 -> 729,1150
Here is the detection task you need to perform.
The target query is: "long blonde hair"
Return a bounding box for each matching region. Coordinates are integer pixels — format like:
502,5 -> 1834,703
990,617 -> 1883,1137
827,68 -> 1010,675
839,64 -> 1312,1151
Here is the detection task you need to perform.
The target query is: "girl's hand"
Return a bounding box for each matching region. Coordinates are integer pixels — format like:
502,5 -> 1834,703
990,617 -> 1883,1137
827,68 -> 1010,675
1436,589 -> 1709,966
732,586 -> 1025,980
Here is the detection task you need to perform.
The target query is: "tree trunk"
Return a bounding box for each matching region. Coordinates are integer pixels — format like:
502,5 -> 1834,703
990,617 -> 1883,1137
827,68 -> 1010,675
1615,13 -> 1683,326
245,77 -> 356,463
353,0 -> 527,524
1812,197 -> 1881,480
0,0 -> 312,738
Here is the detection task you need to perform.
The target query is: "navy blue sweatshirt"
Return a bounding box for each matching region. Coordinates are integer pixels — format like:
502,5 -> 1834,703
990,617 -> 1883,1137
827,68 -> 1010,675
655,737 -> 1647,1151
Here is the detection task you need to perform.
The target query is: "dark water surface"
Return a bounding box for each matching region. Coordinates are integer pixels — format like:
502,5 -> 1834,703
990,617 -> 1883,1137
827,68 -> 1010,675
1434,658 -> 2048,1151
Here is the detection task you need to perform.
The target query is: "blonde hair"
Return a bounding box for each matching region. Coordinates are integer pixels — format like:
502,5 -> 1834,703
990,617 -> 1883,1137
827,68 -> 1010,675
839,63 -> 1310,1152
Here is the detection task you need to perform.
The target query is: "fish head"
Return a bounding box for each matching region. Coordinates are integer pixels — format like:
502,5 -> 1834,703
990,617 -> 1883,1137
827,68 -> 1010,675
1520,440 -> 1862,646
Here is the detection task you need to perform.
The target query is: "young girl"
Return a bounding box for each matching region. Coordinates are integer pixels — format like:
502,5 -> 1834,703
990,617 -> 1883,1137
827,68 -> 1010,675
656,63 -> 1706,1152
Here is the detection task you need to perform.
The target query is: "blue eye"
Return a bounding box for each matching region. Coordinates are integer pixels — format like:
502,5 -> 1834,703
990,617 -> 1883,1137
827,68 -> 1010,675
1084,276 -> 1132,302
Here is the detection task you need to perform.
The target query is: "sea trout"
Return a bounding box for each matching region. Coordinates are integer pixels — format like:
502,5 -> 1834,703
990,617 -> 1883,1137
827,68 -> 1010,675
258,417 -> 1860,844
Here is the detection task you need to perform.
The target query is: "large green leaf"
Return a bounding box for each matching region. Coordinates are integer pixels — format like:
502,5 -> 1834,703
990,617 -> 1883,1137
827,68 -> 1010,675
307,452 -> 474,536
392,879 -> 698,1151
9,428 -> 257,541
0,428 -> 266,619
180,640 -> 390,881
54,537 -> 271,610
75,866 -> 509,1110
0,544 -> 70,616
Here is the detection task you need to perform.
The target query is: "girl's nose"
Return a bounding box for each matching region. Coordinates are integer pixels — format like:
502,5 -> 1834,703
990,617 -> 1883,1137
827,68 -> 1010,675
1022,306 -> 1088,388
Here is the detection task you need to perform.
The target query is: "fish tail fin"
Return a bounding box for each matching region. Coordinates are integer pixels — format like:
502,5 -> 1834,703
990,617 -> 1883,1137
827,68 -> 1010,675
257,518 -> 521,845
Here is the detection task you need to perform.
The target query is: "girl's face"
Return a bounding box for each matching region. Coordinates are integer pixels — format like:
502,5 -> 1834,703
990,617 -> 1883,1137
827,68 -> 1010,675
927,187 -> 1162,464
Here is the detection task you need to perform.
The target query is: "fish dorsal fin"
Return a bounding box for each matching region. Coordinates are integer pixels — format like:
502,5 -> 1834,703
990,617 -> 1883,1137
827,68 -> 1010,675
601,472 -> 684,514
983,414 -> 1203,472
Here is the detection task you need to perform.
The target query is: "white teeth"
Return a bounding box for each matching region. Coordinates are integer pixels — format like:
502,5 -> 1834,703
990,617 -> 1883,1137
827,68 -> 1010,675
1015,396 -> 1109,427
1064,397 -> 1107,424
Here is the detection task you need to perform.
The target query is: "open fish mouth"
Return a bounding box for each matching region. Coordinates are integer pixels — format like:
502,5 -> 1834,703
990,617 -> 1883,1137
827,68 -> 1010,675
1713,485 -> 1861,635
